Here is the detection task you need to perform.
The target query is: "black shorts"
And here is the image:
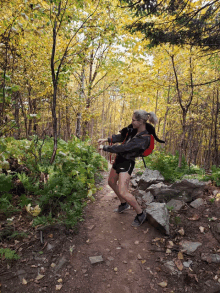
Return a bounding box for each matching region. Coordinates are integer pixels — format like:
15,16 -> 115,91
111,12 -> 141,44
112,155 -> 135,176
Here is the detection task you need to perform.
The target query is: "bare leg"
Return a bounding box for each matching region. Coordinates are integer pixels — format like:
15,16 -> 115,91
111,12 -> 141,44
118,172 -> 142,214
108,168 -> 126,203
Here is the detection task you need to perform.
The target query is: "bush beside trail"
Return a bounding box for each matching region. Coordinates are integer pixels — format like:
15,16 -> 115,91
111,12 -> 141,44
0,136 -> 108,228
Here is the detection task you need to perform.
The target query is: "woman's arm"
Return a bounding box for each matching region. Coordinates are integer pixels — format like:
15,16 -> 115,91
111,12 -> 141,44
102,135 -> 150,154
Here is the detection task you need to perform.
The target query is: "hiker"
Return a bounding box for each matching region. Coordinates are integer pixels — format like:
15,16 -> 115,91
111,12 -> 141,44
98,110 -> 161,227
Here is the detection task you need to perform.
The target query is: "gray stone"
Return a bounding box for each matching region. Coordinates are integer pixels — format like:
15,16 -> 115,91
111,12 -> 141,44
130,178 -> 138,188
142,191 -> 154,205
213,190 -> 220,196
47,243 -> 55,251
171,179 -> 207,201
145,202 -> 170,235
190,198 -> 205,208
164,261 -> 179,274
215,223 -> 220,234
54,256 -> 68,272
166,199 -> 185,211
135,190 -> 154,206
183,260 -> 193,267
16,269 -> 26,282
201,253 -> 220,263
138,169 -> 165,190
89,255 -> 104,264
180,240 -> 202,254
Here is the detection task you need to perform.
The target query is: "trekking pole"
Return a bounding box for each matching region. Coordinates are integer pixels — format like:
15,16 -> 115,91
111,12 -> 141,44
142,156 -> 146,168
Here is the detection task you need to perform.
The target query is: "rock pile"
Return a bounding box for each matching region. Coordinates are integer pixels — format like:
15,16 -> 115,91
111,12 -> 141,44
131,168 -> 208,235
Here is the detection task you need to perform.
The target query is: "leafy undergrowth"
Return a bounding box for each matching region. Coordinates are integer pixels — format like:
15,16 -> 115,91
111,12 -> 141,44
138,150 -> 220,185
0,136 -> 107,232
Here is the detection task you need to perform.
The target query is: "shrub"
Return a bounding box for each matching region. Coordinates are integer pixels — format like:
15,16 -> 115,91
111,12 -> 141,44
0,136 -> 108,228
141,151 -> 205,182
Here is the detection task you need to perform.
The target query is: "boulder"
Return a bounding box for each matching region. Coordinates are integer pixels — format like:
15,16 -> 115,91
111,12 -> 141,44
145,202 -> 170,235
138,168 -> 165,190
133,190 -> 154,207
190,198 -> 205,208
171,179 -> 207,201
166,199 -> 185,212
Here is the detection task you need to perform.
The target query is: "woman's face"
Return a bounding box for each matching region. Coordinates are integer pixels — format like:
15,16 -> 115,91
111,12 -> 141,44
132,114 -> 142,129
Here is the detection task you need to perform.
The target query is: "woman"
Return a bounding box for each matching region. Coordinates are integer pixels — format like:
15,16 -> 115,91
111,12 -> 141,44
98,110 -> 160,227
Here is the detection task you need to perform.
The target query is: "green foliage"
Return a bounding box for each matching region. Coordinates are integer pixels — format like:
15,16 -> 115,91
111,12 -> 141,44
141,151 -> 205,182
203,165 -> 220,186
8,231 -> 28,240
0,173 -> 12,192
0,173 -> 13,215
0,248 -> 20,260
0,136 -> 107,228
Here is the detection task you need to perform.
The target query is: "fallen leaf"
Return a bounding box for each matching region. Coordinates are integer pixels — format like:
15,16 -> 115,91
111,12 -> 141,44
22,278 -> 27,285
152,237 -> 161,242
134,241 -> 139,245
141,260 -> 146,264
48,234 -> 53,238
216,193 -> 220,201
158,281 -> 167,288
114,267 -> 118,272
166,241 -> 174,248
128,269 -> 132,273
175,259 -> 183,271
178,227 -> 185,236
199,226 -> 205,233
137,254 -> 142,260
143,229 -> 149,234
187,214 -> 200,221
178,252 -> 184,260
56,284 -> 62,291
35,274 -> 45,281
51,263 -> 56,268
58,278 -> 62,283
166,249 -> 172,254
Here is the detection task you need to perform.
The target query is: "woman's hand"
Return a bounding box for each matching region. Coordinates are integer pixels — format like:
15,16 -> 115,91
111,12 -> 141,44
98,145 -> 104,150
98,138 -> 107,144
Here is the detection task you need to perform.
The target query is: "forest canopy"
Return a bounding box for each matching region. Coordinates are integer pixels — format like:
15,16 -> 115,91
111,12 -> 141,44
0,0 -> 219,169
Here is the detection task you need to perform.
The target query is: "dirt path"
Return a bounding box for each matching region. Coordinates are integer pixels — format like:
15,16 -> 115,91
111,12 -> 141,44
2,169 -> 220,293
64,171 -> 168,293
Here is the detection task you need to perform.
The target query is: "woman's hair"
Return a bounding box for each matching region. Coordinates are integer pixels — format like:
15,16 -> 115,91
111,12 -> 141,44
133,110 -> 158,125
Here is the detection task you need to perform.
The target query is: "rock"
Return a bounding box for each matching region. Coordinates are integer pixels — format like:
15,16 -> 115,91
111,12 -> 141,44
180,240 -> 202,254
138,169 -> 165,190
171,179 -> 207,201
213,190 -> 220,196
201,253 -> 220,263
190,198 -> 205,208
142,191 -> 154,205
146,184 -> 180,202
89,255 -> 104,264
215,223 -> 220,234
134,190 -> 154,206
183,260 -> 193,268
54,256 -> 68,272
16,269 -> 27,282
166,199 -> 185,211
142,178 -> 207,203
164,261 -> 179,274
145,203 -> 170,235
47,243 -> 55,251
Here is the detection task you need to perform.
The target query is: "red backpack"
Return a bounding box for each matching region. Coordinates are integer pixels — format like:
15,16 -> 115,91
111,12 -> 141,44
142,134 -> 154,157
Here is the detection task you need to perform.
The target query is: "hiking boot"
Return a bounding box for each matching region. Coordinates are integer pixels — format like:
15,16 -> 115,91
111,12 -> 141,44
131,210 -> 147,227
114,202 -> 130,213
